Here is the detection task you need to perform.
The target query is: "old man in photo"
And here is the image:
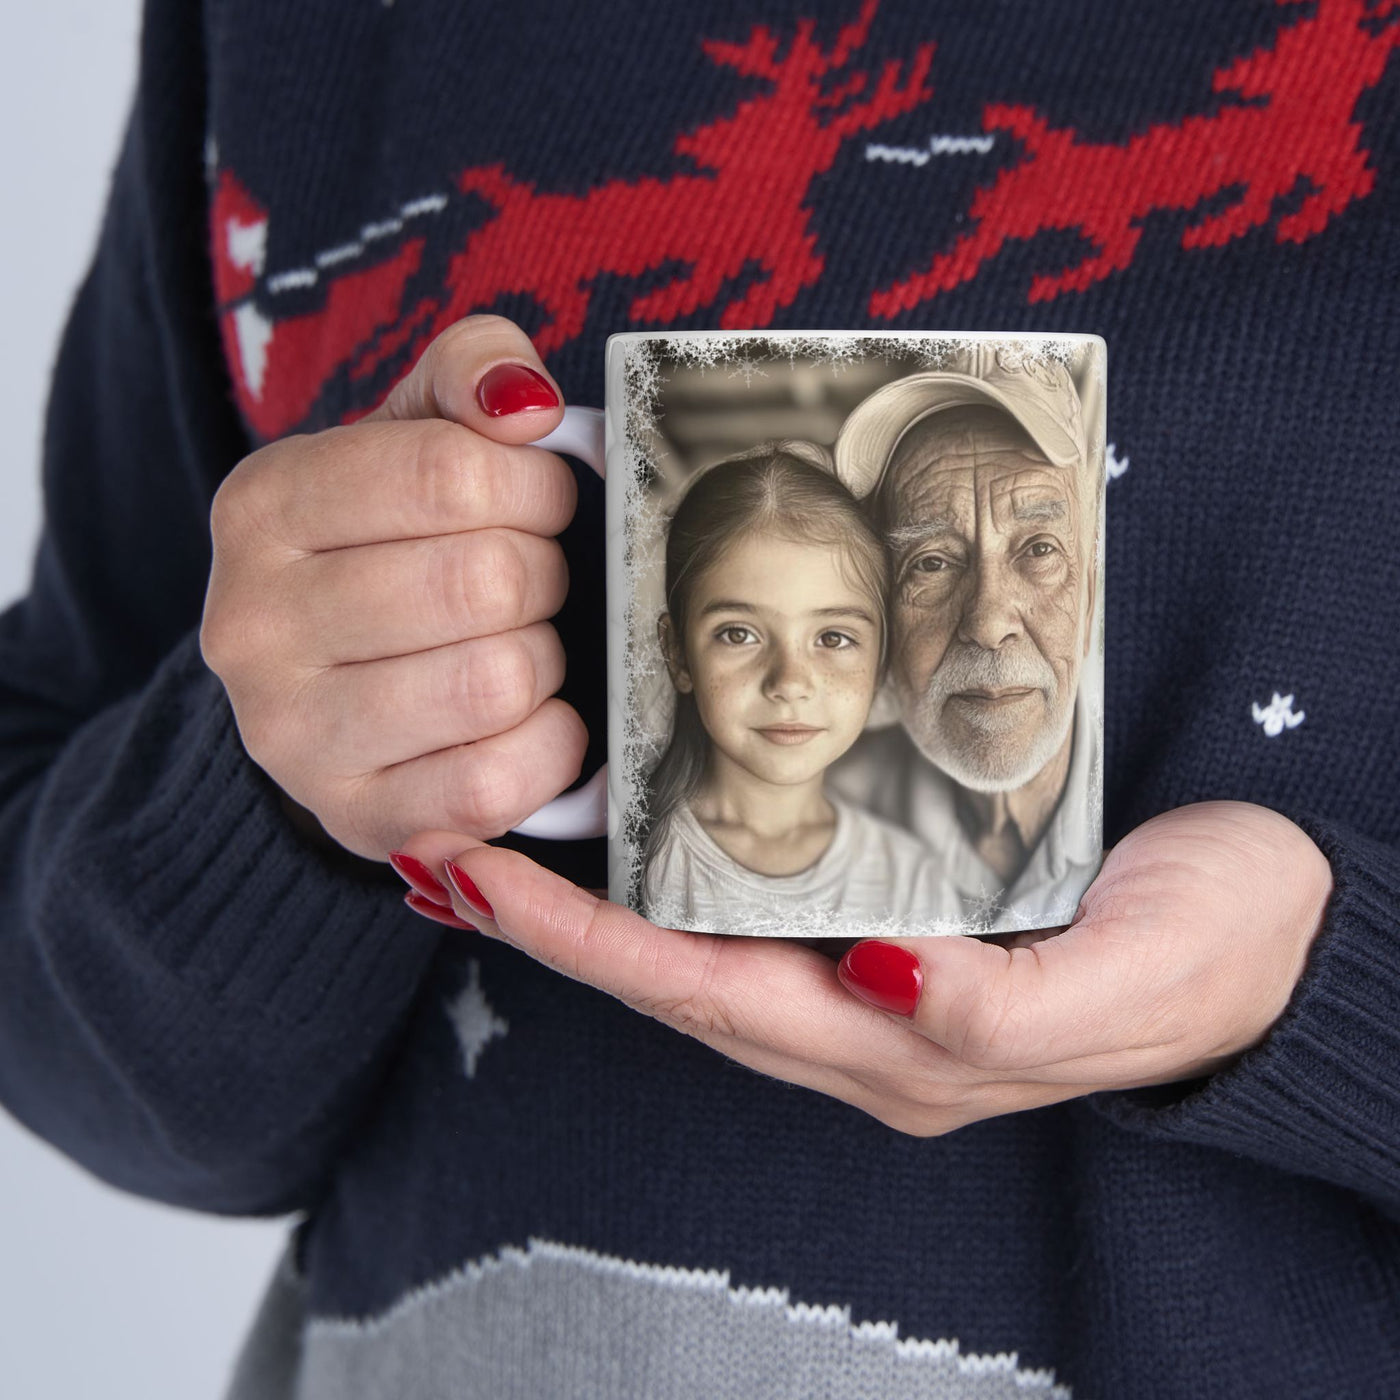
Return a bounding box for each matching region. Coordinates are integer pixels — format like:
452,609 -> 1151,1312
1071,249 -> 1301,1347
829,347 -> 1103,931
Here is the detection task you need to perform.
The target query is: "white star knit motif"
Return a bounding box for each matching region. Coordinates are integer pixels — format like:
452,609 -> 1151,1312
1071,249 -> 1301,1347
445,960 -> 508,1079
1252,693 -> 1305,737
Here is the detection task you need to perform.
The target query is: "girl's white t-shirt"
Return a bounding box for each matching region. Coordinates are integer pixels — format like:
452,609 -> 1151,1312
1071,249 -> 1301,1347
643,794 -> 964,938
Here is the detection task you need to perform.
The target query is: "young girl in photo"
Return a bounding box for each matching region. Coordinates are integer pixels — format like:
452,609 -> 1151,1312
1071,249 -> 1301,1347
641,443 -> 959,936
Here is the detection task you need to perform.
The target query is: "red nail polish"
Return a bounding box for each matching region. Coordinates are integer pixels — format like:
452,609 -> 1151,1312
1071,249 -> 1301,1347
388,851 -> 451,906
444,860 -> 495,920
837,941 -> 923,1017
476,363 -> 559,417
404,891 -> 478,931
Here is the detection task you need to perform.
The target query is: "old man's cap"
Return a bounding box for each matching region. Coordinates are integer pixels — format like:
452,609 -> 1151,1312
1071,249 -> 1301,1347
833,344 -> 1088,499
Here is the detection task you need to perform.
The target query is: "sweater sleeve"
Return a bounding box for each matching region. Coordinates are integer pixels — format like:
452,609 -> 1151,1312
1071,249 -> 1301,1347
0,0 -> 439,1216
1091,817 -> 1400,1217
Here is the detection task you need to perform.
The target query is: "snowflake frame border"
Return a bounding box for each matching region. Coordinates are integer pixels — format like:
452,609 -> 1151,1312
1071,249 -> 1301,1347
609,330 -> 1103,937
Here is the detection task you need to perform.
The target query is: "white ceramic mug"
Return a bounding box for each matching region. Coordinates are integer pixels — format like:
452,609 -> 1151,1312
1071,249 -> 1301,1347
510,404 -> 608,841
514,330 -> 1105,940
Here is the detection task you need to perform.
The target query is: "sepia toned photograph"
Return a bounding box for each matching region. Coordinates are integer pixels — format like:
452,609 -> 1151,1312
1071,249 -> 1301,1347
605,332 -> 1105,938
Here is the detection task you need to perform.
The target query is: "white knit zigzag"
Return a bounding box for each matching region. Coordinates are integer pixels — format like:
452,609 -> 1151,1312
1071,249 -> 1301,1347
256,190 -> 449,296
865,134 -> 997,166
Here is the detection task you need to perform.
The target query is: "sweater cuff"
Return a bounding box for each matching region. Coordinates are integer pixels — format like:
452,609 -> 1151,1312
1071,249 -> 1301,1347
1091,817 -> 1400,1207
39,631 -> 437,1029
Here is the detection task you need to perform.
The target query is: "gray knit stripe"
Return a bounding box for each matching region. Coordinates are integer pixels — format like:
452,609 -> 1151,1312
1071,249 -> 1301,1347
227,1238 -> 1070,1400
224,1243 -> 304,1400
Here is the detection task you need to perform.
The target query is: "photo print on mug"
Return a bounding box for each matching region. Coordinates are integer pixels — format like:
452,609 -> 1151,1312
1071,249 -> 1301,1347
605,331 -> 1105,939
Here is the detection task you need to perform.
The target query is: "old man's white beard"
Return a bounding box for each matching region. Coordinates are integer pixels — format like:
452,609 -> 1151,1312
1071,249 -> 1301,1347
906,642 -> 1074,793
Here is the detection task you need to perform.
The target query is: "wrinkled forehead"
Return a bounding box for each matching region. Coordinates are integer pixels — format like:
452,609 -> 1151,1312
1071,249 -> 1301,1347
884,406 -> 1086,519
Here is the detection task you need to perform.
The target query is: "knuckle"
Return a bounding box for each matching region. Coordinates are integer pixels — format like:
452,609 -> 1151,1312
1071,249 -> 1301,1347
449,745 -> 527,838
209,438 -> 299,551
443,313 -> 535,364
422,317 -> 473,366
552,895 -> 612,985
956,986 -> 1034,1072
1085,885 -> 1144,930
907,1073 -> 971,1116
478,634 -> 539,726
435,313 -> 519,355
207,475 -> 241,549
650,995 -> 737,1042
865,1066 -> 980,1135
957,1010 -> 1014,1072
416,320 -> 475,392
531,622 -> 567,695
235,694 -> 295,779
420,536 -> 472,638
522,457 -> 578,538
490,630 -> 537,705
463,531 -> 527,632
336,771 -> 393,858
295,678 -> 360,768
412,420 -> 476,515
442,701 -> 586,839
423,316 -> 533,408
198,603 -> 235,674
636,942 -> 737,1042
249,673 -> 322,773
512,538 -> 569,622
460,312 -> 523,338
208,463 -> 259,553
540,539 -> 570,613
534,699 -> 588,786
412,426 -> 517,532
200,592 -> 285,679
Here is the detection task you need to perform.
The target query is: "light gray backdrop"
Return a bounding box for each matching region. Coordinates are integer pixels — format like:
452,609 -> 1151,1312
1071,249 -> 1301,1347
0,5 -> 286,1396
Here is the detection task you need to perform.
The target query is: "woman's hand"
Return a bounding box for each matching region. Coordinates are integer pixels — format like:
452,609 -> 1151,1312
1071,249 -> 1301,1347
395,802 -> 1333,1134
200,315 -> 586,860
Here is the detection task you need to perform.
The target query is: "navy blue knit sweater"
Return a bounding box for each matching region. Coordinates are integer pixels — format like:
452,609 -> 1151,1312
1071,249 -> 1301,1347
2,1 -> 1399,1395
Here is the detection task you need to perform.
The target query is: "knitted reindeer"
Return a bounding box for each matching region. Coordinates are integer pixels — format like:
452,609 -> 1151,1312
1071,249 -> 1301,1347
421,0 -> 933,355
871,0 -> 1400,315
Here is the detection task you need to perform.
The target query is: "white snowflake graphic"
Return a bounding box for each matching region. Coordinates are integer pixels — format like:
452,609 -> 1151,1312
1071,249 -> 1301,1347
727,357 -> 770,388
445,960 -> 508,1079
963,887 -> 1004,933
1251,692 -> 1305,737
1105,442 -> 1129,480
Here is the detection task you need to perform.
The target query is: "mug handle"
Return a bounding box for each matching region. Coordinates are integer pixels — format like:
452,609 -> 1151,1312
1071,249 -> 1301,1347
509,405 -> 609,841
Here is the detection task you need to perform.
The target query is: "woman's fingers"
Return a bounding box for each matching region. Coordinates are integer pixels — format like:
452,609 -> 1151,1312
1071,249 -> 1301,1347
293,622 -> 566,772
385,836 -> 1127,1133
326,698 -> 587,852
837,926 -> 1162,1076
440,845 -> 913,1058
419,843 -> 1070,1128
384,804 -> 1337,1135
288,529 -> 569,663
230,424 -> 577,555
365,313 -> 564,441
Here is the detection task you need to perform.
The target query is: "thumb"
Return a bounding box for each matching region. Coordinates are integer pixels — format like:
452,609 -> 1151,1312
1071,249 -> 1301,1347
838,927 -> 1132,1073
365,313 -> 565,443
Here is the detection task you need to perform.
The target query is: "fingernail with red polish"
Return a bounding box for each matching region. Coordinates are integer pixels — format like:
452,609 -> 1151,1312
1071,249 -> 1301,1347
837,941 -> 923,1017
388,851 -> 452,906
444,861 -> 495,921
404,891 -> 478,931
476,363 -> 559,417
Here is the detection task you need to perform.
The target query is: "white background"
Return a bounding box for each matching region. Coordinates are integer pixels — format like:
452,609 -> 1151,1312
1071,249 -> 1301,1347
0,5 -> 286,1396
